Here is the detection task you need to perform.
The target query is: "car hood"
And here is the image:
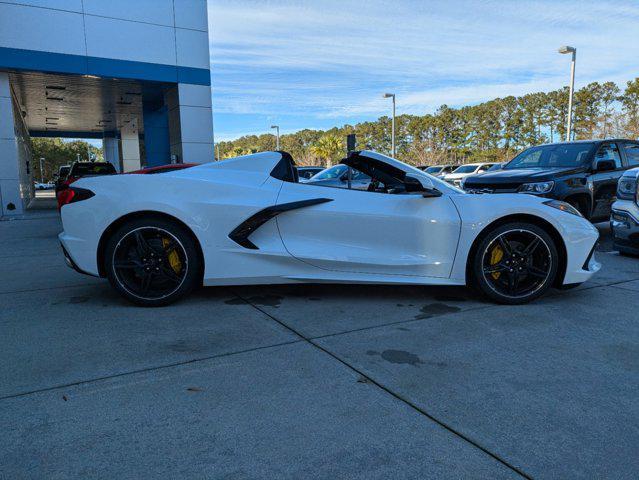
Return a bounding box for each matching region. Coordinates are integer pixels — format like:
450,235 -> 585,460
445,172 -> 474,180
464,166 -> 585,185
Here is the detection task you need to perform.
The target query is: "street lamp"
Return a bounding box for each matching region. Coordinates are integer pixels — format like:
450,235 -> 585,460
558,45 -> 576,141
270,125 -> 280,150
383,93 -> 396,157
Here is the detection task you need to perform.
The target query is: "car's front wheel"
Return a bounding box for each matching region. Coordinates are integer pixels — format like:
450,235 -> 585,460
471,222 -> 559,304
104,217 -> 201,306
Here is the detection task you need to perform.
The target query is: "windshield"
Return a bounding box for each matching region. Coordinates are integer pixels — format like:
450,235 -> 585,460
309,165 -> 369,181
424,166 -> 443,174
487,163 -> 503,171
310,165 -> 347,180
505,143 -> 596,169
453,165 -> 478,174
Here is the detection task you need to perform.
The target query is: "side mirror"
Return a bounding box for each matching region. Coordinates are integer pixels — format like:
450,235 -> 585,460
405,174 -> 442,197
404,175 -> 426,192
422,187 -> 442,198
594,159 -> 616,172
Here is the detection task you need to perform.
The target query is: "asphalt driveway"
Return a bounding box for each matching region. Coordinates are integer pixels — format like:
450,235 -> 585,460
1,214 -> 638,479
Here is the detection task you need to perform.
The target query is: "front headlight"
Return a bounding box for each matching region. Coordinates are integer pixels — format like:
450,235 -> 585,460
617,176 -> 638,202
543,199 -> 583,217
519,181 -> 554,194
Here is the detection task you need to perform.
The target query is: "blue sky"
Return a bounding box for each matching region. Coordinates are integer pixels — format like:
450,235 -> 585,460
208,0 -> 639,141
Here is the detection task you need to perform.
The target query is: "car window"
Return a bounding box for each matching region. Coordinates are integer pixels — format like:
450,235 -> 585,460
70,162 -> 116,176
623,142 -> 639,166
309,165 -> 347,181
506,143 -> 596,169
306,165 -> 370,190
350,169 -> 370,181
424,166 -> 442,174
453,165 -> 478,174
508,149 -> 542,168
298,169 -> 318,179
595,143 -> 622,169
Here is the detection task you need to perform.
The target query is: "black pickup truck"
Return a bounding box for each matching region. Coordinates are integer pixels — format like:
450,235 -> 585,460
463,139 -> 639,222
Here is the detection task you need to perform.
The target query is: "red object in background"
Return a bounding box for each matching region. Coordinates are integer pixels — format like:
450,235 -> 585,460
128,163 -> 198,175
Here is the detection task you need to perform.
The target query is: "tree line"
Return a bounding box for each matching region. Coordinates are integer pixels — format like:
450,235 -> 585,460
217,77 -> 639,167
31,138 -> 104,182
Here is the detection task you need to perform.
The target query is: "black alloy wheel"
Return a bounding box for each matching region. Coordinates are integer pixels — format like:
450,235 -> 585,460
473,222 -> 559,304
105,218 -> 201,306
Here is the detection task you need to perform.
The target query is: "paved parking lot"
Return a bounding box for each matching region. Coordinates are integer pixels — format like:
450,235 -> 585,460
1,214 -> 638,479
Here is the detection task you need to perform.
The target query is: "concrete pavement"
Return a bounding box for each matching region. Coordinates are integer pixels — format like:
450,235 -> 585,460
1,215 -> 638,479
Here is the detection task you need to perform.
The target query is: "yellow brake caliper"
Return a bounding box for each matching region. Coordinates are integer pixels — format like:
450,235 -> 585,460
162,237 -> 182,274
490,245 -> 504,280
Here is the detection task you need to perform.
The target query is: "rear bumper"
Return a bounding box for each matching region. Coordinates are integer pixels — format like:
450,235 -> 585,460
60,242 -> 97,277
59,231 -> 101,277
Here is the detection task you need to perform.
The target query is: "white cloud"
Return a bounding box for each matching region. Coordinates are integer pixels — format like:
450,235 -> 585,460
208,0 -> 639,136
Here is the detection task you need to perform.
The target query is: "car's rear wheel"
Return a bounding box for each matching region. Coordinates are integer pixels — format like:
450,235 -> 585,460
104,218 -> 201,306
471,222 -> 559,304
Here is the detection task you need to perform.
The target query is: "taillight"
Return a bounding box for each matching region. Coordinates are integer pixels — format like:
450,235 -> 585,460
58,186 -> 94,210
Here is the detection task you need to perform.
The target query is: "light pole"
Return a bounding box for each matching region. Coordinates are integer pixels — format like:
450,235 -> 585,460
270,125 -> 280,150
383,93 -> 396,157
558,46 -> 576,141
39,157 -> 44,183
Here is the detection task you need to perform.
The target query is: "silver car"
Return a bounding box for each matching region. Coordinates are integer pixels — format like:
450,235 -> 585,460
611,167 -> 639,255
305,164 -> 371,190
421,165 -> 457,177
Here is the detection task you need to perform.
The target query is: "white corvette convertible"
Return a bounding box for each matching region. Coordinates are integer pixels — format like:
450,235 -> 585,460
59,150 -> 600,306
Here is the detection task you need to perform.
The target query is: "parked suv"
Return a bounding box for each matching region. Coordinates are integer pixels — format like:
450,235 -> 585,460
611,167 -> 639,255
463,140 -> 639,222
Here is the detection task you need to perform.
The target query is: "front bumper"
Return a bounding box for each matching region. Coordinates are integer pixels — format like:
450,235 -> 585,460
559,216 -> 601,286
611,205 -> 639,255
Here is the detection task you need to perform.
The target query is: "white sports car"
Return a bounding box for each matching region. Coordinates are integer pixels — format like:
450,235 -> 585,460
59,150 -> 600,306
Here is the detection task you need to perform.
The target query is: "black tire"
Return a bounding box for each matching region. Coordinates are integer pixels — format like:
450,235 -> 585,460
104,217 -> 201,306
619,248 -> 639,258
471,222 -> 559,305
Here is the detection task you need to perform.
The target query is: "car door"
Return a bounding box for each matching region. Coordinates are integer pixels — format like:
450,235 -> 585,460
591,142 -> 624,219
274,180 -> 461,278
622,141 -> 639,169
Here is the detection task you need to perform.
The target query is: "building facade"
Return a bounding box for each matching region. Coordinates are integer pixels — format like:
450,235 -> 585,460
0,0 -> 213,216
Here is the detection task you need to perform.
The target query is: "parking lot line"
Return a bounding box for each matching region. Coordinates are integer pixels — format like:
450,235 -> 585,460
0,339 -> 302,402
232,289 -> 533,480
